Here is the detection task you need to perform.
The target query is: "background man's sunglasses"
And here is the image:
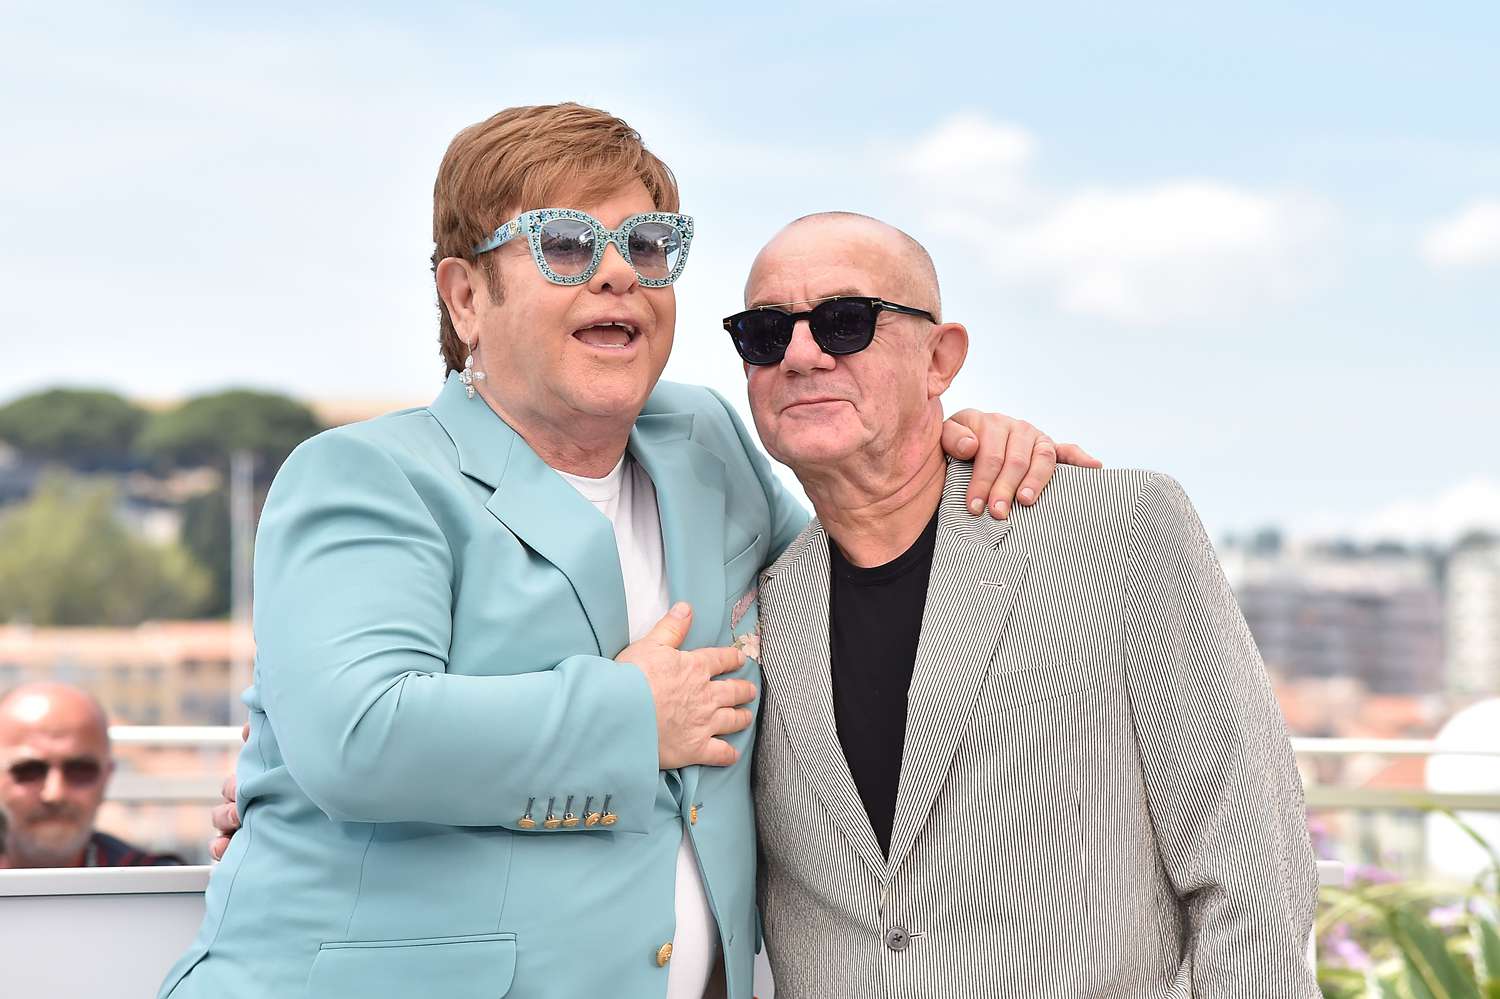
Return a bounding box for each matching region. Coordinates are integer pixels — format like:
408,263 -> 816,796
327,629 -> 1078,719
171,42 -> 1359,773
722,296 -> 936,366
7,757 -> 105,787
472,208 -> 694,287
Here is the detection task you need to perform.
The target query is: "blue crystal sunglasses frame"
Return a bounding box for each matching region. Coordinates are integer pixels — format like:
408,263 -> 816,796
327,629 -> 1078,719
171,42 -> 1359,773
471,208 -> 695,287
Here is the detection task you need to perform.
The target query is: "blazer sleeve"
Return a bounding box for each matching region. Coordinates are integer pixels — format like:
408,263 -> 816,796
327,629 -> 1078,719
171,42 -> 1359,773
251,430 -> 660,830
1120,473 -> 1319,996
707,388 -> 810,561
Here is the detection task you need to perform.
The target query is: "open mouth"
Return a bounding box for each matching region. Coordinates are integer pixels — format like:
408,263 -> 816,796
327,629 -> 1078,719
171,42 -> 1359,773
572,321 -> 640,350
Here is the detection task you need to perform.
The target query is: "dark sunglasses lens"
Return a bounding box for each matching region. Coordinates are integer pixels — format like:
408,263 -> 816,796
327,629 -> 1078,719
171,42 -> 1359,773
729,312 -> 793,364
811,299 -> 877,353
626,222 -> 683,280
62,759 -> 103,786
537,219 -> 596,276
8,759 -> 48,784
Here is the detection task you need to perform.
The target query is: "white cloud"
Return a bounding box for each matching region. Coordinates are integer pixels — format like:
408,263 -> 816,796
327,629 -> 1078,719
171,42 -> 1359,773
1422,199 -> 1500,270
1300,478 -> 1500,545
896,113 -> 1336,325
896,113 -> 1035,208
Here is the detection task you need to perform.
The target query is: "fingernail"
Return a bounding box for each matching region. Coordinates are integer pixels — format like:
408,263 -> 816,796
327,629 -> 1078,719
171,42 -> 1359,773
993,499 -> 1008,517
671,602 -> 691,619
969,498 -> 983,515
1019,488 -> 1035,503
960,436 -> 976,451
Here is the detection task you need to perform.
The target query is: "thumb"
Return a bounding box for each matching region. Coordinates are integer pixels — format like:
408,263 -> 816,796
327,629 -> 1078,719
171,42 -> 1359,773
644,602 -> 693,649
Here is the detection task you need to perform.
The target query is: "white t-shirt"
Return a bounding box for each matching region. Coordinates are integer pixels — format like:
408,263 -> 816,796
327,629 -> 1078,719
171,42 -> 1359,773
556,454 -> 720,999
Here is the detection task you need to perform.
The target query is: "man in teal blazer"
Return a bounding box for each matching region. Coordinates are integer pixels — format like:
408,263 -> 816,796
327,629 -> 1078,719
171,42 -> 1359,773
167,103 -> 1069,999
160,370 -> 803,998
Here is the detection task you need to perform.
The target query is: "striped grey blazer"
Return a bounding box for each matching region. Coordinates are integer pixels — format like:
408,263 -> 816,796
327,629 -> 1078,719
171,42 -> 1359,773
752,460 -> 1319,999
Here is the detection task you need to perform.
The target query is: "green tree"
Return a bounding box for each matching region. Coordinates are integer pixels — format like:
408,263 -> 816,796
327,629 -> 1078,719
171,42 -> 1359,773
0,388 -> 148,470
179,485 -> 232,617
0,473 -> 211,626
134,391 -> 321,619
135,390 -> 323,477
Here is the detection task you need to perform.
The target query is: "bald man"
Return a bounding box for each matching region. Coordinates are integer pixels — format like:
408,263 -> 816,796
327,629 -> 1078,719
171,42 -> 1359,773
737,213 -> 1319,997
0,683 -> 181,868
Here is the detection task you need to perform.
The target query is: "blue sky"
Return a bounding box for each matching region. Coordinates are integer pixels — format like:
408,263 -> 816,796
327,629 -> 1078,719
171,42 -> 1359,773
2,2 -> 1496,542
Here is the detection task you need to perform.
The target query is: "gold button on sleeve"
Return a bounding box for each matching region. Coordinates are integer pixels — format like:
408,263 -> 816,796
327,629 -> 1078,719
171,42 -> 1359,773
655,942 -> 673,967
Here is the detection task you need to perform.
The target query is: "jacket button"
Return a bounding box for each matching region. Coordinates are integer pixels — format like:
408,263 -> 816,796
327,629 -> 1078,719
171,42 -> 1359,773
656,942 -> 673,967
884,927 -> 910,952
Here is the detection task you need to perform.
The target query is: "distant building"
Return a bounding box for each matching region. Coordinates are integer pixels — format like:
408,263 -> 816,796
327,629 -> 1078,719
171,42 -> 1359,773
0,621 -> 251,725
1446,543 -> 1500,696
1223,541 -> 1445,695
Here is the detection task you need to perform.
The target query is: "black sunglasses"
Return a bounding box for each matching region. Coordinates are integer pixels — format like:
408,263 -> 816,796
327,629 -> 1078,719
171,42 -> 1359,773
722,296 -> 936,366
6,757 -> 105,788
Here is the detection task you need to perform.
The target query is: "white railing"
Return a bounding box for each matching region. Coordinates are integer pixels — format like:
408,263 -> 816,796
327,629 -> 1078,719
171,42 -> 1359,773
1291,736 -> 1500,811
1291,737 -> 1500,758
103,728 -> 1500,810
109,725 -> 244,746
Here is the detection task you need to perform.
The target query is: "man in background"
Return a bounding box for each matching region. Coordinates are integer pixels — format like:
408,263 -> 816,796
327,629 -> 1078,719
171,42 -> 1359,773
0,682 -> 181,868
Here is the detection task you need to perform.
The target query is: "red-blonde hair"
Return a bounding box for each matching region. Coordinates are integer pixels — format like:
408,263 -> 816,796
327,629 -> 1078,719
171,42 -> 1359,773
430,103 -> 680,373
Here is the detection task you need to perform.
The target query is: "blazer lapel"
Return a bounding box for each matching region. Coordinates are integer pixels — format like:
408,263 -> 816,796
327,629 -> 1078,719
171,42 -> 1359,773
759,525 -> 888,878
428,373 -> 630,657
884,461 -> 1031,876
629,413 -> 727,650
630,412 -> 727,810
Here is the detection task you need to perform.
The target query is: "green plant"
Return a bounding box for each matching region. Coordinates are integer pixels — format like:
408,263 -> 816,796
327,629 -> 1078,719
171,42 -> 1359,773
1317,811 -> 1500,998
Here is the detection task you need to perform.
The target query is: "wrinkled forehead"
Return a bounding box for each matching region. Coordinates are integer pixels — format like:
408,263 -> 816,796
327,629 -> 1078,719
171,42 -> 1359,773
746,230 -> 900,308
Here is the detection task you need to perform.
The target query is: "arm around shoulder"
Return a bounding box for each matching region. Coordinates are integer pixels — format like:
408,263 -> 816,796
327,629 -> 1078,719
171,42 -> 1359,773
252,430 -> 659,829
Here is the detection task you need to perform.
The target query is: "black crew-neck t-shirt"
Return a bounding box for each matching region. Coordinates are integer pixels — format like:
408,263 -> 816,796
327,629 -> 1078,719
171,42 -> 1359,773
828,507 -> 940,857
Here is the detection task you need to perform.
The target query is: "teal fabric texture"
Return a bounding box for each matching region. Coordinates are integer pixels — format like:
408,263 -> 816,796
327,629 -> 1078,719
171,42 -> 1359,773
158,372 -> 808,999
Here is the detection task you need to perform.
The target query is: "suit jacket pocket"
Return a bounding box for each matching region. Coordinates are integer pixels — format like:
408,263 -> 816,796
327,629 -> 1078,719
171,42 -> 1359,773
724,531 -> 764,579
306,932 -> 516,998
987,657 -> 1099,713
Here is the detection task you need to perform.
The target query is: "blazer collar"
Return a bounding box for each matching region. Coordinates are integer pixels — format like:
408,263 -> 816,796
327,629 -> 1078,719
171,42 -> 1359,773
628,412 -> 728,652
428,374 -> 632,653
426,374 -> 727,666
884,460 -> 1030,875
759,459 -> 1029,879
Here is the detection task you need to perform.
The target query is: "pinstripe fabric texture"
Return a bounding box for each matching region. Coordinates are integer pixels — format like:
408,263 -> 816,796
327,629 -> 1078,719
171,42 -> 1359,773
753,460 -> 1320,998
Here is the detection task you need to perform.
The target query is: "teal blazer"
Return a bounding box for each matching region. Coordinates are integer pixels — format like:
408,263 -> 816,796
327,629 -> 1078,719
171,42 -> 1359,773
159,373 -> 807,999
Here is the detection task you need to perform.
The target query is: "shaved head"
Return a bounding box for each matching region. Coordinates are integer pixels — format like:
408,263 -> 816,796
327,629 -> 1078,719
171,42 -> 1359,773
740,210 -> 970,500
747,212 -> 942,320
0,683 -> 109,741
0,682 -> 113,867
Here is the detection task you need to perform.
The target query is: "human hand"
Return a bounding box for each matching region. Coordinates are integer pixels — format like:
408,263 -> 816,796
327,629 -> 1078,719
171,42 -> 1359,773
941,410 -> 1101,519
209,722 -> 248,861
617,603 -> 756,770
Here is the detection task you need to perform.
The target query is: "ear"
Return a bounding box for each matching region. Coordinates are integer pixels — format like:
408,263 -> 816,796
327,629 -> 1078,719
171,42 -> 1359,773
927,322 -> 968,398
435,257 -> 484,345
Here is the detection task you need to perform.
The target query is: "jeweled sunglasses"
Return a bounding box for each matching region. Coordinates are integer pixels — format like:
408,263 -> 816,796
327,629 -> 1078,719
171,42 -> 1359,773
722,296 -> 937,366
472,208 -> 694,287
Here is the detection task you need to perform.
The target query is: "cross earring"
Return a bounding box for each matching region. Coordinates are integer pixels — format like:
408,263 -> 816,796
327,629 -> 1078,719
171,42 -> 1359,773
459,341 -> 487,400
